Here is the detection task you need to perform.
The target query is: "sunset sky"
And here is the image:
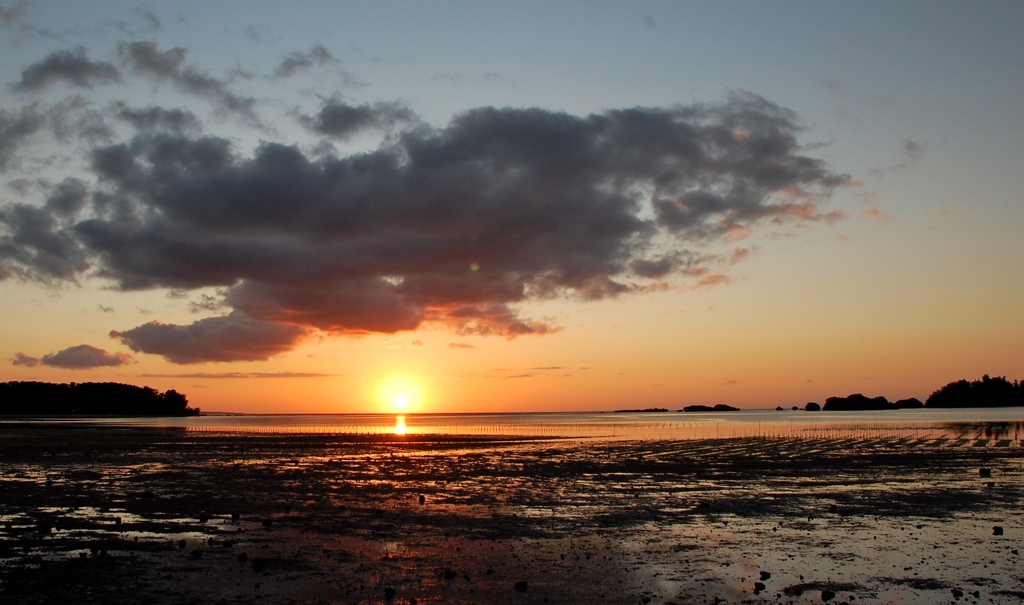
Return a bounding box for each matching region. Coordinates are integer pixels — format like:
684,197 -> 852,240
1,1 -> 1022,413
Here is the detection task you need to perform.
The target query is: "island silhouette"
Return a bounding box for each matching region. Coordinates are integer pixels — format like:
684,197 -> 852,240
0,381 -> 199,416
803,375 -> 1023,412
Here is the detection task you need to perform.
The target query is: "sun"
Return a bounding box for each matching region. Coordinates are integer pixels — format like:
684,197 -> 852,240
378,376 -> 424,413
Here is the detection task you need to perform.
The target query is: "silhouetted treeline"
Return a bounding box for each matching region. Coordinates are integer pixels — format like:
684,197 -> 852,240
812,375 -> 1023,411
925,375 -> 1024,408
0,382 -> 199,416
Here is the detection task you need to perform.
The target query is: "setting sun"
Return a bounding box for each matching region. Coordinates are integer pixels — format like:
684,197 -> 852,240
378,377 -> 424,413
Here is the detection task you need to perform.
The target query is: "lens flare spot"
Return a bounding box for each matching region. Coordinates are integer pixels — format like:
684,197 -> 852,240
469,262 -> 480,272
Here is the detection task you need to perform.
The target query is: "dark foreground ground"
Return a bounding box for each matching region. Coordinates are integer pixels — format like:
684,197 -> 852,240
0,425 -> 1022,604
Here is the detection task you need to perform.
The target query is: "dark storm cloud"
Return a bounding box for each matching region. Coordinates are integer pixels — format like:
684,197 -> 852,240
272,44 -> 338,79
117,41 -> 258,123
13,47 -> 122,92
39,344 -> 132,368
300,99 -> 416,140
1,92 -> 848,362
110,311 -> 308,364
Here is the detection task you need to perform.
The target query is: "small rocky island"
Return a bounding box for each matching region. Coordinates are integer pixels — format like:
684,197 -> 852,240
821,394 -> 923,411
0,381 -> 199,416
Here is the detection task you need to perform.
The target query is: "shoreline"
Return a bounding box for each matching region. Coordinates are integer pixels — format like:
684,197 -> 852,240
1,427 -> 1022,604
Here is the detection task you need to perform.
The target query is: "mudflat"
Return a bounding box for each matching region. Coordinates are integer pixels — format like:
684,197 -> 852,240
0,425 -> 1022,604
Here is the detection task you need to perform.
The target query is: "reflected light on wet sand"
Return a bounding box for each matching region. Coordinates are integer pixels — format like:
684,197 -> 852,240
394,415 -> 407,435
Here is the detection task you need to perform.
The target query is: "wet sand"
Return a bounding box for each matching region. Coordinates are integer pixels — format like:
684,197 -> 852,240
1,425 -> 1022,604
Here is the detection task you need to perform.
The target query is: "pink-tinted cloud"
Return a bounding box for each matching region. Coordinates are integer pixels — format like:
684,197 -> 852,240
695,274 -> 731,289
859,204 -> 895,222
730,246 -> 754,264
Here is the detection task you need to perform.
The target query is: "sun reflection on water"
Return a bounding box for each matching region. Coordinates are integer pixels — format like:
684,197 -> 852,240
394,415 -> 407,435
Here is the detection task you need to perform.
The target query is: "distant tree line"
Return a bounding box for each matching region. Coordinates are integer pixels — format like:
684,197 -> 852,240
0,382 -> 199,416
924,375 -> 1023,408
814,375 -> 1023,411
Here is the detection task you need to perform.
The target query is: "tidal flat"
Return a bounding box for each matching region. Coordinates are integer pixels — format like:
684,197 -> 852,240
0,425 -> 1022,604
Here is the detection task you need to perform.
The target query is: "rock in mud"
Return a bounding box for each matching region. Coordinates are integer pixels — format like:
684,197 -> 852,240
754,582 -> 766,593
760,571 -> 771,581
419,495 -> 425,505
821,589 -> 836,601
384,587 -> 396,600
993,526 -> 1004,535
252,558 -> 267,573
979,468 -> 992,477
514,580 -> 528,592
238,553 -> 247,564
443,567 -> 457,580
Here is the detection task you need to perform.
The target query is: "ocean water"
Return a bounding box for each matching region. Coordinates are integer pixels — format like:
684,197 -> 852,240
4,407 -> 1023,443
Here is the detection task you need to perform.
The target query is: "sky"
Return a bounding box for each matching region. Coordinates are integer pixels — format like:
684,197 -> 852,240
1,1 -> 1022,414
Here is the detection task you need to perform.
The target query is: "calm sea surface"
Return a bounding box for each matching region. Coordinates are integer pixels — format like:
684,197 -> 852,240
4,408 -> 1024,442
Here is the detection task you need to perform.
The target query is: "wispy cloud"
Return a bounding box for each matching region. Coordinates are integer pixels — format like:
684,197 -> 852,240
140,372 -> 335,379
272,44 -> 338,79
117,41 -> 259,124
12,47 -> 122,92
871,138 -> 926,177
859,204 -> 895,222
